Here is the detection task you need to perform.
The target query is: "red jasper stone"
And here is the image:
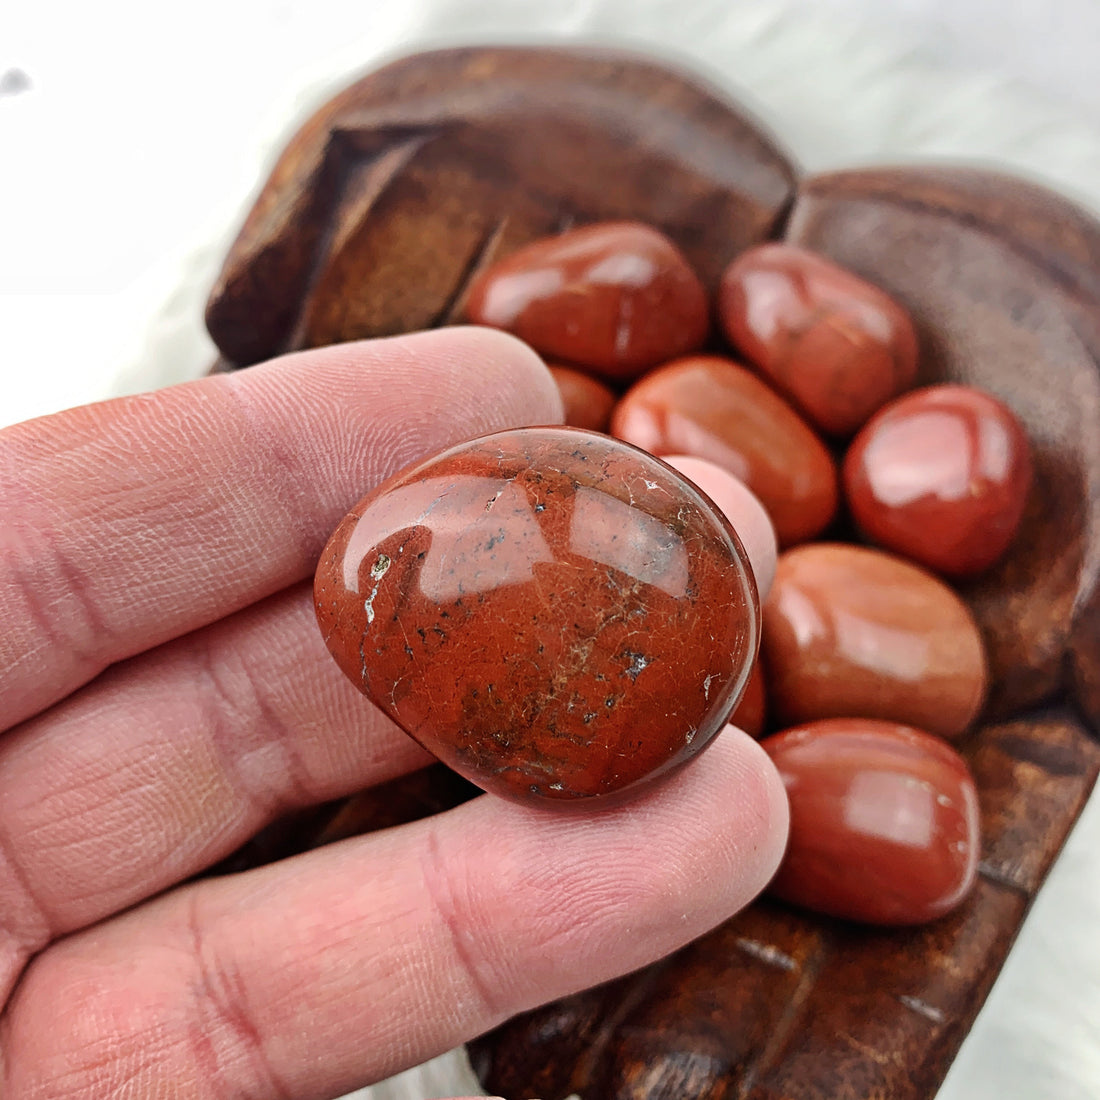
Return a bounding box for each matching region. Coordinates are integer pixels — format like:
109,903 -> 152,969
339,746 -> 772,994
730,658 -> 767,739
611,355 -> 838,547
762,544 -> 987,740
844,384 -> 1034,577
465,222 -> 709,379
314,427 -> 759,804
762,718 -> 981,925
718,243 -> 919,436
548,364 -> 618,433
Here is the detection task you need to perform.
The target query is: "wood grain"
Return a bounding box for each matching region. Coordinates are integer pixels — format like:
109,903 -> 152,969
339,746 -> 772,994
203,49 -> 1100,1100
205,45 -> 798,367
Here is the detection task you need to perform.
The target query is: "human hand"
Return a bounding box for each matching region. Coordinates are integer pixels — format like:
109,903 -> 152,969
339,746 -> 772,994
0,327 -> 787,1098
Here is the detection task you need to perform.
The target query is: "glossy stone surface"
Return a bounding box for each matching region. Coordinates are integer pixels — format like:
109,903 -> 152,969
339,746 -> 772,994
315,426 -> 759,804
718,243 -> 919,436
465,222 -> 709,378
730,658 -> 766,739
844,384 -> 1034,577
762,718 -> 981,924
549,364 -> 618,433
611,355 -> 838,546
762,544 -> 987,740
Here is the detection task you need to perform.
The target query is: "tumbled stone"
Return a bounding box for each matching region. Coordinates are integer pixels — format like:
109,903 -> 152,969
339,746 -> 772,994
730,658 -> 767,739
844,384 -> 1033,577
718,243 -> 919,436
314,427 -> 759,804
762,543 -> 987,740
762,718 -> 981,925
465,222 -> 709,379
611,355 -> 838,546
549,364 -> 618,433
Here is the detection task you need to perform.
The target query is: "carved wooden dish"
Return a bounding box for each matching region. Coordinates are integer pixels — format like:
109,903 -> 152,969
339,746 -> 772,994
206,46 -> 1100,1100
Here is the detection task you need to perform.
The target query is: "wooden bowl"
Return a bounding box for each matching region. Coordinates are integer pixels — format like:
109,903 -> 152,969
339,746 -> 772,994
205,46 -> 1100,1100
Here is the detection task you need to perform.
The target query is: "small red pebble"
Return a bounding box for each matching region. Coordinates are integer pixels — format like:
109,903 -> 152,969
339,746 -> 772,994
730,659 -> 767,739
465,222 -> 708,379
762,718 -> 981,925
718,243 -> 919,436
762,543 -> 987,740
843,384 -> 1033,577
611,355 -> 838,547
548,364 -> 618,433
314,427 -> 759,805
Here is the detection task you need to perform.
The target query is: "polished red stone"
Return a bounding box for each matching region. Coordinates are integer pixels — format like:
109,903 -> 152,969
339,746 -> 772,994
718,243 -> 919,436
762,718 -> 980,924
314,427 -> 759,804
762,544 -> 987,740
465,222 -> 709,379
730,658 -> 766,739
549,364 -> 618,433
844,384 -> 1033,577
610,355 -> 838,546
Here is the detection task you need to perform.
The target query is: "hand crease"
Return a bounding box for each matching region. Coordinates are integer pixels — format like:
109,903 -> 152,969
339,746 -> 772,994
421,822 -> 505,1025
185,891 -> 293,1100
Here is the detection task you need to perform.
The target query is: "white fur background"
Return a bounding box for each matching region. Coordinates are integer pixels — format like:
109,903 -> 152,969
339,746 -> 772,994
2,3 -> 1099,1099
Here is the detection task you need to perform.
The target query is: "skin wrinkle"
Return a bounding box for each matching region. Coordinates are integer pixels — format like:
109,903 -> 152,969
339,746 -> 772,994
3,758 -> 189,928
0,712 -> 195,942
0,516 -> 115,709
420,822 -> 505,1024
3,669 -> 216,834
184,892 -> 293,1100
216,372 -> 328,575
186,583 -> 429,792
506,823 -> 709,962
189,629 -> 321,824
71,1027 -> 175,1100
2,938 -> 205,1100
0,822 -> 49,1007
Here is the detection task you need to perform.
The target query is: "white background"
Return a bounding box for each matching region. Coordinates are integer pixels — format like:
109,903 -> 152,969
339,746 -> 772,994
2,3 -> 1099,1099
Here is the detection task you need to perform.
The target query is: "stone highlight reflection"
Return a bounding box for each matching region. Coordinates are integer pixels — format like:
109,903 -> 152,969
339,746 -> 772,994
612,355 -> 838,547
763,718 -> 980,925
762,543 -> 987,740
718,243 -> 919,436
465,222 -> 709,379
844,384 -> 1033,577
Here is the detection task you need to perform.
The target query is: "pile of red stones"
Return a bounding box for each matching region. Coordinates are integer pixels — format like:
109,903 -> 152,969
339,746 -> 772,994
465,221 -> 1033,925
314,220 -> 1033,927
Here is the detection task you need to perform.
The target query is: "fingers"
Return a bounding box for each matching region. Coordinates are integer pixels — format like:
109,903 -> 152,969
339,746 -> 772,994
0,451 -> 779,992
0,730 -> 788,1099
0,584 -> 429,993
0,328 -> 562,731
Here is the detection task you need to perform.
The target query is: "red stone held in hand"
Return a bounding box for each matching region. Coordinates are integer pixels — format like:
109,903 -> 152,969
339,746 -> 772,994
315,426 -> 760,805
